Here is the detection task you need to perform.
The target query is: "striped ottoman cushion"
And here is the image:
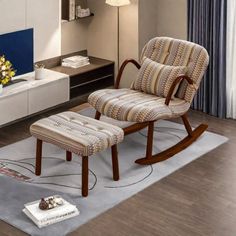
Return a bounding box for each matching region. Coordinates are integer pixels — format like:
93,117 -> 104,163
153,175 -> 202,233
88,88 -> 190,123
30,112 -> 124,156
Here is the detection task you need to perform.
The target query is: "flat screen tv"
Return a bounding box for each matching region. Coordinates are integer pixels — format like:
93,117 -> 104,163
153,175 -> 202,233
0,28 -> 34,76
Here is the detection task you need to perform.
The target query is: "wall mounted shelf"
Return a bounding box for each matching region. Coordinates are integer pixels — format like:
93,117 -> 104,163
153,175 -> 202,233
76,13 -> 94,19
61,0 -> 93,22
61,13 -> 94,24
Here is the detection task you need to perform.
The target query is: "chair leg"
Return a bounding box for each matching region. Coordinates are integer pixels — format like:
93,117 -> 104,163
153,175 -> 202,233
82,156 -> 89,197
181,114 -> 193,137
111,145 -> 119,181
146,121 -> 154,159
66,151 -> 72,161
35,139 -> 42,176
95,111 -> 101,120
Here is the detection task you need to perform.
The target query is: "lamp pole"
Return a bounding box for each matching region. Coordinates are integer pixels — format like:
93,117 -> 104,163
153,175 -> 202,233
117,6 -> 120,71
105,0 -> 130,73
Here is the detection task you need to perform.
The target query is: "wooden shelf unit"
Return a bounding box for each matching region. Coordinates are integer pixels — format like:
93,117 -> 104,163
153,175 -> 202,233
61,0 -> 94,22
50,56 -> 115,99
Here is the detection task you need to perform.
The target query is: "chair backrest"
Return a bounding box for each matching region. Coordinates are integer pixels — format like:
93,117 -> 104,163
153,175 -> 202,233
140,37 -> 209,103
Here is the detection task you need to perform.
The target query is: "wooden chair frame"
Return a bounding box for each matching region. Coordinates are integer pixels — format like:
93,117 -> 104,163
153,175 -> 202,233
95,59 -> 208,165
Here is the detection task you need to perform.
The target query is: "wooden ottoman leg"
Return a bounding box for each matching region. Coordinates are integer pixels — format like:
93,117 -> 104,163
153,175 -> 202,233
82,156 -> 89,197
35,139 -> 42,176
66,151 -> 72,161
111,145 -> 119,181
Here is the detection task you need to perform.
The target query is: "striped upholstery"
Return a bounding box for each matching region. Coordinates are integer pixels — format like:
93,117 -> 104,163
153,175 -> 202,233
88,37 -> 209,123
131,57 -> 187,97
141,37 -> 209,103
30,112 -> 124,156
88,88 -> 190,122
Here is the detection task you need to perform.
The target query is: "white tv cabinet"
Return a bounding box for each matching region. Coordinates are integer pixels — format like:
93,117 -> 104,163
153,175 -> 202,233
0,69 -> 69,127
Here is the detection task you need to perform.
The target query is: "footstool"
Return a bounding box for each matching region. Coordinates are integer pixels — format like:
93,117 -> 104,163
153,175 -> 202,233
30,111 -> 124,197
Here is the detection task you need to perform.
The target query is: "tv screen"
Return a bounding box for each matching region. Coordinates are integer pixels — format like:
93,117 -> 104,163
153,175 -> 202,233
0,28 -> 34,76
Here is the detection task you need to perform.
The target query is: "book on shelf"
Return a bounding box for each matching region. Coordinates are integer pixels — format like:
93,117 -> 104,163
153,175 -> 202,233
69,0 -> 76,21
62,62 -> 90,69
62,56 -> 90,68
62,0 -> 75,21
23,195 -> 80,228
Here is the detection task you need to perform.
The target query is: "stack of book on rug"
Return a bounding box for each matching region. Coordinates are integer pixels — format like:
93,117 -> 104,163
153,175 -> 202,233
23,195 -> 79,228
62,55 -> 90,68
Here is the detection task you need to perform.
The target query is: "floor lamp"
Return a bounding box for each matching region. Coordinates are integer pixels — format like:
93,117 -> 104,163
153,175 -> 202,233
105,0 -> 131,71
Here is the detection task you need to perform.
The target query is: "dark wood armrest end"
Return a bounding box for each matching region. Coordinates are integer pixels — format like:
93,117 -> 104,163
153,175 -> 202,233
115,59 -> 141,89
165,75 -> 193,106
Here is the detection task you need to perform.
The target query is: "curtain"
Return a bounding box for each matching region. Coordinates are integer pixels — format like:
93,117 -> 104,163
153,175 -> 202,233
227,0 -> 236,119
188,0 -> 227,118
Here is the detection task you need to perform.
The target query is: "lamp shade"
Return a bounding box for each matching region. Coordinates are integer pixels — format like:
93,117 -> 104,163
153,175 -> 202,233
105,0 -> 130,7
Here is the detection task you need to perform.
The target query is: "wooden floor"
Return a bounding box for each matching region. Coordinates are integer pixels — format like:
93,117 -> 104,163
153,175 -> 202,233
0,99 -> 236,236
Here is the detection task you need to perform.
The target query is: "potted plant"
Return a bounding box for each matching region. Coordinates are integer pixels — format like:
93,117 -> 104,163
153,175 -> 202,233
0,55 -> 16,94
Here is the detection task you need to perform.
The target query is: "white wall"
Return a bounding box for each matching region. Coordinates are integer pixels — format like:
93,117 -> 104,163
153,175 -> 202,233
156,0 -> 187,40
139,0 -> 158,54
61,0 -> 89,55
26,0 -> 61,61
0,0 -> 26,33
87,0 -> 117,62
86,0 -> 139,87
0,0 -> 61,62
119,0 -> 139,87
61,20 -> 88,55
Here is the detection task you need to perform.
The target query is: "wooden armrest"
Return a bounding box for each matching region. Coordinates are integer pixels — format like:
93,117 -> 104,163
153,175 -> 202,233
115,59 -> 141,89
165,75 -> 193,106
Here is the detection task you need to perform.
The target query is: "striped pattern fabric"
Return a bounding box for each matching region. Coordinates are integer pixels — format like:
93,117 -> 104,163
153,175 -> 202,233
141,37 -> 209,103
131,57 -> 187,97
88,88 -> 190,122
88,37 -> 208,123
30,112 -> 124,156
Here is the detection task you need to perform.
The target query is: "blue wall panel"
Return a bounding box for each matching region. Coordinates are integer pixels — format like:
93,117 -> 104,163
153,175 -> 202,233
0,29 -> 34,76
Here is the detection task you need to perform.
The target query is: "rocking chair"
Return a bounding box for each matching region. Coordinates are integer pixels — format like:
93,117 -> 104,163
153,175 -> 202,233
88,37 -> 209,165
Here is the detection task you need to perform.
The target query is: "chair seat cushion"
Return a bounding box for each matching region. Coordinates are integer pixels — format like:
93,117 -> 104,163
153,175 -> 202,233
30,112 -> 124,156
88,88 -> 190,123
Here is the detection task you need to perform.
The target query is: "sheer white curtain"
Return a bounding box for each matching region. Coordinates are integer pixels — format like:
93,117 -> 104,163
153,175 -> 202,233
227,0 -> 236,118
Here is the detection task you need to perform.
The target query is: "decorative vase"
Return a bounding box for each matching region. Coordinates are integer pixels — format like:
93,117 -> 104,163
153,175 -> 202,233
0,84 -> 3,95
35,68 -> 46,80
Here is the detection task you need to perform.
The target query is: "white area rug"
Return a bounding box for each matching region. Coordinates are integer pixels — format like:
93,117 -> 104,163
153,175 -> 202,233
0,109 -> 228,236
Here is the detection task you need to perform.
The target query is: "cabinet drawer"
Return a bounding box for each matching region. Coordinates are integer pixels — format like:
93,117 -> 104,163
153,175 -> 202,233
28,78 -> 69,115
0,92 -> 28,126
70,75 -> 114,99
70,65 -> 114,87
